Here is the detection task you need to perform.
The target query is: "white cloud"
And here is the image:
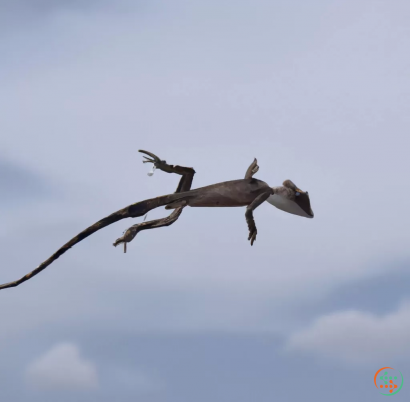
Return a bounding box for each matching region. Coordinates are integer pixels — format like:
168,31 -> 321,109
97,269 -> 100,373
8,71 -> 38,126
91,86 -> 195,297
25,342 -> 98,390
285,301 -> 410,366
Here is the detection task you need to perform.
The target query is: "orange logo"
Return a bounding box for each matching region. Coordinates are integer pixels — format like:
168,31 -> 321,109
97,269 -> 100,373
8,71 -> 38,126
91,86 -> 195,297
374,367 -> 403,395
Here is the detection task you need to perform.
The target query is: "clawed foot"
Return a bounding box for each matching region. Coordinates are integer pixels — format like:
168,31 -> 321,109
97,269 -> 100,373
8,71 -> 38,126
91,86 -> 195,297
251,165 -> 259,175
113,225 -> 140,253
245,158 -> 259,179
139,150 -> 167,168
248,229 -> 257,246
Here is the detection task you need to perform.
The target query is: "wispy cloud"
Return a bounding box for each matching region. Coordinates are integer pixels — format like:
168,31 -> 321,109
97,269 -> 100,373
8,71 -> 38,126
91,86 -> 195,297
285,300 -> 410,366
25,342 -> 99,390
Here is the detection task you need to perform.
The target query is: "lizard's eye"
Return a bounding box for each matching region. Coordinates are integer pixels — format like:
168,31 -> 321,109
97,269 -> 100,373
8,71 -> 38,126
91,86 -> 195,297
295,192 -> 300,196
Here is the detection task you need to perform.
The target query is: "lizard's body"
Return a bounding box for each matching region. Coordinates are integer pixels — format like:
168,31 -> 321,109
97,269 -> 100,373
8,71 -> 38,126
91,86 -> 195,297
165,178 -> 271,208
0,150 -> 313,290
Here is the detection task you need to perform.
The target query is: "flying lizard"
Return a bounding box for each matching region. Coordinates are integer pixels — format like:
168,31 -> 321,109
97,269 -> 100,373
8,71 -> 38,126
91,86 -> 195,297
0,150 -> 314,290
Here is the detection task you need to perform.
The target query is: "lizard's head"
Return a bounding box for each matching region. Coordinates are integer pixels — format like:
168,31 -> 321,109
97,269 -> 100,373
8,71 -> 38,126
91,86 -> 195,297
267,180 -> 314,218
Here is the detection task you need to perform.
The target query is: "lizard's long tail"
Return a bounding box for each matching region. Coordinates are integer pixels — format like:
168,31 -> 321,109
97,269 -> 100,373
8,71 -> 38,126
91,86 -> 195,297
0,192 -> 187,290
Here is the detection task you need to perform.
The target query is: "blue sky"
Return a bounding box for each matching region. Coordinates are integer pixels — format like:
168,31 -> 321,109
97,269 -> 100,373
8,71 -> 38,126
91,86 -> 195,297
0,0 -> 409,400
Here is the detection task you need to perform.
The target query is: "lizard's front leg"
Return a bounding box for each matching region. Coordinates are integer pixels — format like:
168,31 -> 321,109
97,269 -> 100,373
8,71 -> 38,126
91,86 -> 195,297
245,190 -> 273,246
244,158 -> 259,179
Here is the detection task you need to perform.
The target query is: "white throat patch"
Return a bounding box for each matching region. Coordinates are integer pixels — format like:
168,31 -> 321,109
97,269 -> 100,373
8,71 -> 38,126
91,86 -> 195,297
266,194 -> 312,218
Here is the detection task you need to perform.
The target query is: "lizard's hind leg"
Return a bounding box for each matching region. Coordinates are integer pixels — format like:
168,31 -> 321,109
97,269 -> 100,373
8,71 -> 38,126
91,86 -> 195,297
138,149 -> 196,192
113,207 -> 184,252
113,150 -> 195,252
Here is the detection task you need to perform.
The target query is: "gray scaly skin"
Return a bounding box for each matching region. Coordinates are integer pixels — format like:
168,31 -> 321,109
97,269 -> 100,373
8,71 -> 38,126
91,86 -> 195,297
0,150 -> 313,290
